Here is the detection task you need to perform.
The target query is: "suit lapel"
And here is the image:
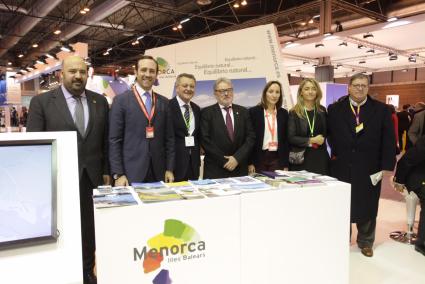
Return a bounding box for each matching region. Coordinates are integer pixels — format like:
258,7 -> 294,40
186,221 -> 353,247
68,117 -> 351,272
232,105 -> 241,143
214,103 -> 233,143
258,107 -> 265,142
190,101 -> 200,134
341,97 -> 356,137
172,97 -> 188,135
84,91 -> 97,138
53,88 -> 77,130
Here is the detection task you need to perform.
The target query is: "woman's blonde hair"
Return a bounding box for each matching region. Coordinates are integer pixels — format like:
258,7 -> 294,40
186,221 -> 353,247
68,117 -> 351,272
291,78 -> 323,118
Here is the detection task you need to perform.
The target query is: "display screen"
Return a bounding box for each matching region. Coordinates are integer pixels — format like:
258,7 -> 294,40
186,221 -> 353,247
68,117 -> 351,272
0,141 -> 57,250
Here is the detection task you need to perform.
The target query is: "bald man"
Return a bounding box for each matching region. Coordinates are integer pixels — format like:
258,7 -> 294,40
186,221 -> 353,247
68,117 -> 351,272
27,56 -> 110,284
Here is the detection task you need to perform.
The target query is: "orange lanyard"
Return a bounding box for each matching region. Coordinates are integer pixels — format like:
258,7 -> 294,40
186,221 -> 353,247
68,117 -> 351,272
133,86 -> 156,126
265,109 -> 277,141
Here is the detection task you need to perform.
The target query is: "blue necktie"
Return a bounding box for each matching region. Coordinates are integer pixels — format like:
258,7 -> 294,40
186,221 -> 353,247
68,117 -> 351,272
144,92 -> 152,114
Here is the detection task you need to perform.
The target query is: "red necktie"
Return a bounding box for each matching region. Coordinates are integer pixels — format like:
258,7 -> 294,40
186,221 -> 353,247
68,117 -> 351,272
224,106 -> 234,142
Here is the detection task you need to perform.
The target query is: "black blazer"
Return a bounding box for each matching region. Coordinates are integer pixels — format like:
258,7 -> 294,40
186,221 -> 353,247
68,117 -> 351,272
169,97 -> 201,181
27,87 -> 109,186
288,106 -> 327,150
249,105 -> 289,168
109,90 -> 175,183
327,95 -> 396,222
395,135 -> 425,191
201,103 -> 255,178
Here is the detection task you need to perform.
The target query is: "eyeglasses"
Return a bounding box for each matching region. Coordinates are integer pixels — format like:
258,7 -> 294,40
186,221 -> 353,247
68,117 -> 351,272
351,84 -> 368,89
215,88 -> 233,95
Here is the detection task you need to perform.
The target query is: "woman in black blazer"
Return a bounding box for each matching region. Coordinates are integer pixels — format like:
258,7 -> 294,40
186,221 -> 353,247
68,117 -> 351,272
288,78 -> 329,175
248,81 -> 289,174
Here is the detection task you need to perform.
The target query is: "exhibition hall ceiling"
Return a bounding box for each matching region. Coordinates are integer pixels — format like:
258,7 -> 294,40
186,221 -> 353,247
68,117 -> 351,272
0,0 -> 425,76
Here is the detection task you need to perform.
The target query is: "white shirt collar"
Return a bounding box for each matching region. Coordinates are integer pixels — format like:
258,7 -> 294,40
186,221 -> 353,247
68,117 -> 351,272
176,95 -> 190,108
61,85 -> 86,99
218,103 -> 232,109
349,96 -> 367,107
135,82 -> 152,96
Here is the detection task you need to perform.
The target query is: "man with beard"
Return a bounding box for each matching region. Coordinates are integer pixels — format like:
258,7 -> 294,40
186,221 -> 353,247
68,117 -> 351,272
109,55 -> 175,185
27,55 -> 110,284
169,73 -> 201,181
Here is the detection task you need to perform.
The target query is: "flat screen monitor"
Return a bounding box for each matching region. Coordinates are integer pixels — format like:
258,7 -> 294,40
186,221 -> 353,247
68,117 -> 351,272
0,139 -> 58,250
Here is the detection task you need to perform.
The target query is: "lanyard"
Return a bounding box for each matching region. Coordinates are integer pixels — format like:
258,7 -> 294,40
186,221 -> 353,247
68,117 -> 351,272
183,107 -> 190,131
265,109 -> 277,141
304,107 -> 316,137
349,102 -> 361,125
132,86 -> 156,126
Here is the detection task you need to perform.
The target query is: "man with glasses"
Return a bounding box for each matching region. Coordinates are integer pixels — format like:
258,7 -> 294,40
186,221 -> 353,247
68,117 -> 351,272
327,73 -> 396,257
200,77 -> 255,178
169,73 -> 201,181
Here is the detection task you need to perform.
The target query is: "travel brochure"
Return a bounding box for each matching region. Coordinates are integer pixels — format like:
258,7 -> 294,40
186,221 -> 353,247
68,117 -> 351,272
93,171 -> 336,208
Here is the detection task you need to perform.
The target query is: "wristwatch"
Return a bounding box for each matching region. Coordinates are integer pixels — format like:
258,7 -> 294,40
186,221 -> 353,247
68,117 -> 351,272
113,174 -> 123,180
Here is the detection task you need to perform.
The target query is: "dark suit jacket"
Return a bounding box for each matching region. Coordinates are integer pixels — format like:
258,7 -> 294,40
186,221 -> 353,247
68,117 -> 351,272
249,105 -> 289,168
201,103 -> 255,178
395,135 -> 425,191
27,87 -> 109,186
327,95 -> 396,222
169,97 -> 201,181
109,90 -> 175,183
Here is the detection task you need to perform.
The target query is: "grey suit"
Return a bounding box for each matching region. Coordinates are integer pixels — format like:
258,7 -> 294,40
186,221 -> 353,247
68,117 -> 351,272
408,110 -> 425,145
109,89 -> 175,183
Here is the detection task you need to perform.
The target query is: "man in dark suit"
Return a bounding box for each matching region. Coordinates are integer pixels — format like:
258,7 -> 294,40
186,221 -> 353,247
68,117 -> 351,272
169,73 -> 201,181
201,77 -> 255,178
393,134 -> 425,256
27,55 -> 110,284
397,104 -> 412,151
109,55 -> 174,185
328,73 -> 396,257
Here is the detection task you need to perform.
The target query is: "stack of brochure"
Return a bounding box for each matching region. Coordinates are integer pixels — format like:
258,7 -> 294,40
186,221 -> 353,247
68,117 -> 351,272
93,186 -> 138,208
133,182 -> 184,203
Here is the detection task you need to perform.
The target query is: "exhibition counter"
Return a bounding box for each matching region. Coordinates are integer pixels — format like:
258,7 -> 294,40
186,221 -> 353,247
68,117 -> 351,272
95,181 -> 351,284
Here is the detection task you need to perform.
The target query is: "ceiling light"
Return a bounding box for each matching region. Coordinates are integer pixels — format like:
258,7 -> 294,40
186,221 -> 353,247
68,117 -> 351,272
312,64 -> 318,67
359,60 -> 366,64
303,60 -> 309,65
336,63 -> 343,67
300,21 -> 306,26
7,62 -> 12,65
382,20 -> 411,29
284,43 -> 300,48
180,18 -> 190,24
295,69 -> 301,72
80,10 -> 86,14
401,69 -> 408,72
357,44 -> 365,49
389,54 -> 398,61
32,43 -> 39,48
83,7 -> 90,12
132,65 -> 136,68
103,51 -> 110,56
308,19 -> 314,24
18,54 -> 24,58
338,41 -> 347,47
131,40 -> 139,46
313,14 -> 320,19
27,66 -> 34,71
36,59 -> 46,65
107,47 -> 112,52
408,55 -> 417,63
315,43 -> 324,48
366,49 -> 375,53
60,45 -> 71,52
233,1 -> 240,8
54,29 -> 61,35
387,17 -> 398,22
45,53 -> 55,59
177,24 -> 182,29
137,35 -> 145,40
363,33 -> 374,39
241,0 -> 247,5
172,26 -> 178,31
20,69 -> 28,73
324,32 -> 332,37
196,0 -> 212,5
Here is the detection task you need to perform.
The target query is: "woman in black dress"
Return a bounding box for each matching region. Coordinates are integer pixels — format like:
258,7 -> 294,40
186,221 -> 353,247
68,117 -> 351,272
248,81 -> 289,174
288,78 -> 329,175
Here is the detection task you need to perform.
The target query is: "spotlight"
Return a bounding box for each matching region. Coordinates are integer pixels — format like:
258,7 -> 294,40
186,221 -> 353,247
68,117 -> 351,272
315,43 -> 324,48
53,29 -> 61,35
172,26 -> 178,31
338,41 -> 347,47
408,55 -> 417,63
60,44 -> 73,52
103,51 -> 110,56
233,1 -> 240,8
137,35 -> 145,40
32,43 -> 39,48
45,53 -> 57,59
389,54 -> 398,61
36,58 -> 46,65
7,62 -> 12,65
131,40 -> 139,46
303,60 -> 309,65
180,18 -> 190,24
241,0 -> 247,5
18,54 -> 24,58
336,63 -> 343,67
363,33 -> 374,39
312,64 -> 318,67
83,7 -> 90,12
387,17 -> 398,22
308,19 -> 314,24
357,44 -> 365,49
295,69 -> 301,72
359,60 -> 366,64
177,24 -> 182,29
366,49 -> 375,53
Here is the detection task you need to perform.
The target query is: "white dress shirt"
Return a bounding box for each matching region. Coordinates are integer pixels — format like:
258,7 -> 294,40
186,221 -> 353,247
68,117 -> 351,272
61,85 -> 89,130
219,103 -> 234,131
176,95 -> 195,135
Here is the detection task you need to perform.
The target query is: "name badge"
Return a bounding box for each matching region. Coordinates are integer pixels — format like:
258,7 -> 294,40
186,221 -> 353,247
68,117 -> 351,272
355,123 -> 364,134
268,141 -> 278,151
185,136 -> 195,147
146,126 -> 154,139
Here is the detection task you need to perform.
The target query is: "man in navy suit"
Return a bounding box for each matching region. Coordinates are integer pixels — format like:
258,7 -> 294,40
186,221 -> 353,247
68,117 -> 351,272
201,77 -> 255,178
169,73 -> 201,181
109,55 -> 174,185
27,55 -> 110,284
